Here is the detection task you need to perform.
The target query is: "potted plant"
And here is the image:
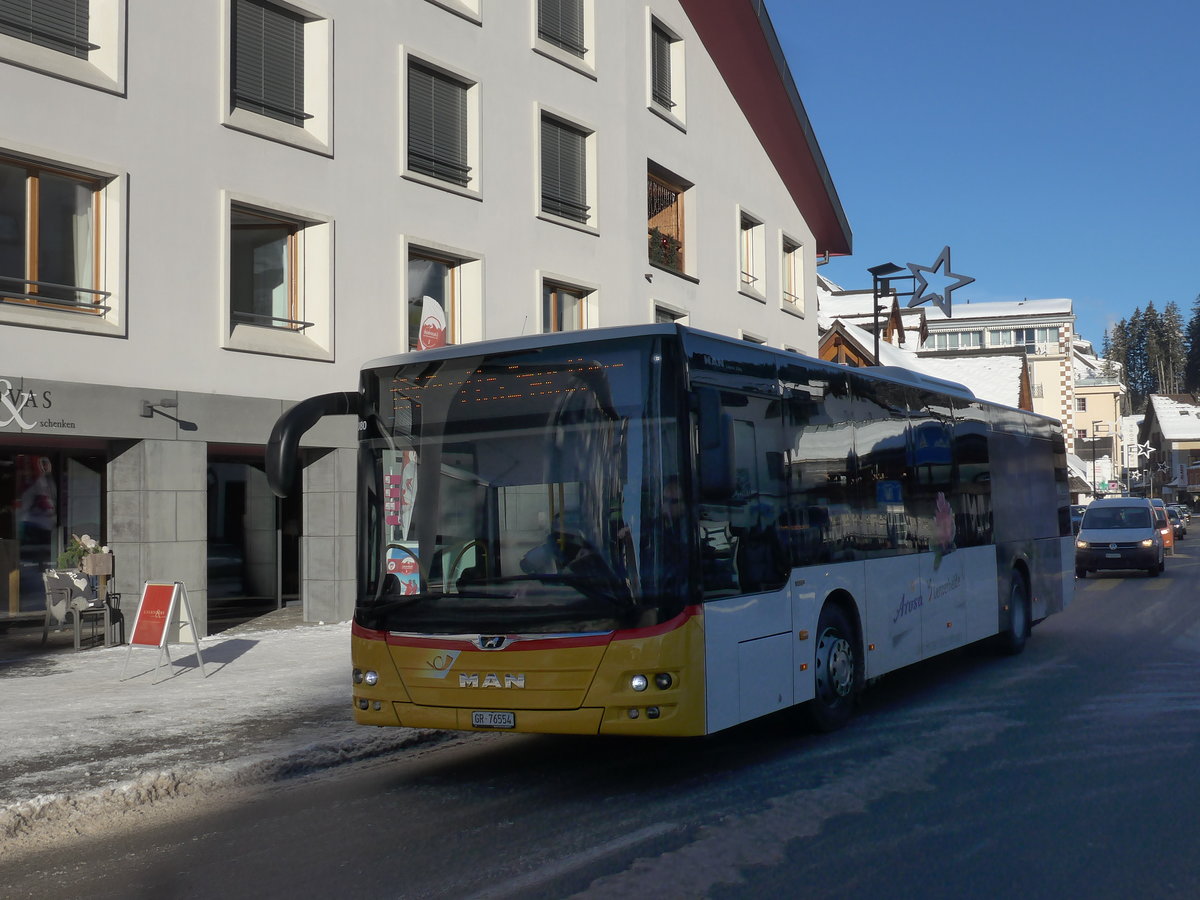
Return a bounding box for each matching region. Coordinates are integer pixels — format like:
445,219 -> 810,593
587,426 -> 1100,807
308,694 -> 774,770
58,534 -> 113,576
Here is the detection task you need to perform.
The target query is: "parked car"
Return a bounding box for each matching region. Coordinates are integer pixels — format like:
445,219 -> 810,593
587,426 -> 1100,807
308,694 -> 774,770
1167,506 -> 1186,539
1150,499 -> 1175,554
1170,504 -> 1191,524
1075,497 -> 1164,578
1070,504 -> 1089,535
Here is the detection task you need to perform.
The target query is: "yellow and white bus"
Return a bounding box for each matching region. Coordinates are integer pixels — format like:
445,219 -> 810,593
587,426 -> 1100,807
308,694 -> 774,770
267,325 -> 1073,736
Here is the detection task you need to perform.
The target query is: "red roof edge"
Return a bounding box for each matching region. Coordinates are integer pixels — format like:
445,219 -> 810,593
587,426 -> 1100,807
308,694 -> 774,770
679,0 -> 852,257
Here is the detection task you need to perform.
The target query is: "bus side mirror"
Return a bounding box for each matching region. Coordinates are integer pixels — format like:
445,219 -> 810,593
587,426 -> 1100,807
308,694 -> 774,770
267,391 -> 362,498
697,388 -> 734,500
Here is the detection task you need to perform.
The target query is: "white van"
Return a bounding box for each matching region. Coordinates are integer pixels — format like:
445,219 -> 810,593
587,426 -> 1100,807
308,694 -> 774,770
1075,497 -> 1164,577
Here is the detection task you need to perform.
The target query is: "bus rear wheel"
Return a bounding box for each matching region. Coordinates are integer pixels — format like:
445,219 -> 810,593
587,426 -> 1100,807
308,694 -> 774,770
805,604 -> 859,732
995,571 -> 1029,656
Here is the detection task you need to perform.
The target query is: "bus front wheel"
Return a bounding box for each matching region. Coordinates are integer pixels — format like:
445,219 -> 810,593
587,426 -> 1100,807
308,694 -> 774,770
805,604 -> 859,732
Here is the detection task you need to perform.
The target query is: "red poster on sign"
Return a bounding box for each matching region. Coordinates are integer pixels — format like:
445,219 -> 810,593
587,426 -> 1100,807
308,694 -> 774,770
130,583 -> 177,647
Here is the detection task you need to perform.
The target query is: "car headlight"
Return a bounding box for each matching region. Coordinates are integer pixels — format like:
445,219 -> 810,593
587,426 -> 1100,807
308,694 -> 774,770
1140,538 -> 1155,548
1076,540 -> 1089,549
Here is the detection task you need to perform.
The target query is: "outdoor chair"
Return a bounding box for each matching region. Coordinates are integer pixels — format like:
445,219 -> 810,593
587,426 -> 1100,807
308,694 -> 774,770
42,569 -> 113,650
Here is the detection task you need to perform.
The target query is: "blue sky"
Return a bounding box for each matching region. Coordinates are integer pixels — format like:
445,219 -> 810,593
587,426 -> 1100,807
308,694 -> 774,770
765,0 -> 1200,351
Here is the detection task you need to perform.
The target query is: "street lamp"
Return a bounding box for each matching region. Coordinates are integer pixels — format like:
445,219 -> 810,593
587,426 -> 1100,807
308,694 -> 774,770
1091,420 -> 1103,498
868,262 -> 906,366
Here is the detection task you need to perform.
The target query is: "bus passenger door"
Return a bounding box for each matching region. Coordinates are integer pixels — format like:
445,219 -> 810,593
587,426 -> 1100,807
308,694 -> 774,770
697,386 -> 793,730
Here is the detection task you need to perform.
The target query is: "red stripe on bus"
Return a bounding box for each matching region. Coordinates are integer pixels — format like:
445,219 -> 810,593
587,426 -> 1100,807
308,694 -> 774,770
353,604 -> 702,650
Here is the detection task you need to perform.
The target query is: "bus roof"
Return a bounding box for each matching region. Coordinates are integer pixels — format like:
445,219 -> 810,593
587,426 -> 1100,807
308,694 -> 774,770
362,325 -> 1056,425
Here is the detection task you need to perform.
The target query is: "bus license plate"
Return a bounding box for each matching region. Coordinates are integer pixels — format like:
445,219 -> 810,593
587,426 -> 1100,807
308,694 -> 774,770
472,711 -> 515,729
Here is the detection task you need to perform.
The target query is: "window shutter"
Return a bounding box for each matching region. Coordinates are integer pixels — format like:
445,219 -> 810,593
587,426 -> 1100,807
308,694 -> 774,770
408,63 -> 470,186
233,0 -> 309,126
537,0 -> 585,57
541,117 -> 588,223
0,0 -> 92,57
651,25 -> 673,108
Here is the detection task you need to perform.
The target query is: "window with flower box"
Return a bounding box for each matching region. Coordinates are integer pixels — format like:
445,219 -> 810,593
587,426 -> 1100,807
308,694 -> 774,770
648,170 -> 686,274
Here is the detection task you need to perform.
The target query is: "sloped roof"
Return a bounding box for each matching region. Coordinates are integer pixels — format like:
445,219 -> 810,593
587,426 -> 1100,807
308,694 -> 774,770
925,298 -> 1073,323
681,0 -> 851,256
1146,395 -> 1200,441
916,356 -> 1025,408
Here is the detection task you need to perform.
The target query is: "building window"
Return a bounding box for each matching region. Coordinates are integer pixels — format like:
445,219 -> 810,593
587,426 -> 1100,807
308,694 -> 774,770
0,155 -> 105,312
655,305 -> 686,325
649,18 -> 686,117
542,281 -> 586,333
0,0 -> 121,93
422,0 -> 481,21
1032,383 -> 1044,398
407,60 -> 471,187
1076,429 -> 1087,441
0,0 -> 94,57
989,326 -> 1056,353
648,171 -> 685,273
409,252 -> 459,351
739,212 -> 764,296
537,0 -> 584,57
781,238 -> 802,310
540,113 -> 590,225
232,0 -> 310,127
925,330 -> 983,351
1076,397 -> 1087,412
230,206 -> 307,329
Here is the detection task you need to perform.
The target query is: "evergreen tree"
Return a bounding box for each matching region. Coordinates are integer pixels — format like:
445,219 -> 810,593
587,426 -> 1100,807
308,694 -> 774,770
1125,307 -> 1150,408
1106,320 -> 1129,386
1159,301 -> 1186,394
1184,293 -> 1200,392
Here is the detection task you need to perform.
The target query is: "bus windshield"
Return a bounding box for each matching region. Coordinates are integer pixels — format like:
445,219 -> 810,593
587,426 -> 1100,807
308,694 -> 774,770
358,336 -> 687,634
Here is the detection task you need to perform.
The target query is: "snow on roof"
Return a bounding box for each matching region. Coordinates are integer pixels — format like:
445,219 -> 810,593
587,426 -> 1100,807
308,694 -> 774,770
1148,395 -> 1200,441
925,298 -> 1073,322
915,355 -> 1024,408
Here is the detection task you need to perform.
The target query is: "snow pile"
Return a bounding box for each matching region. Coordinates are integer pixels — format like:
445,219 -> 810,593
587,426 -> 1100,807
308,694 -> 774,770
0,619 -> 450,860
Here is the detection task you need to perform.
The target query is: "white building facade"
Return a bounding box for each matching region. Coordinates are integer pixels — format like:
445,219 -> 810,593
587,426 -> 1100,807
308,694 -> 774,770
0,0 -> 850,631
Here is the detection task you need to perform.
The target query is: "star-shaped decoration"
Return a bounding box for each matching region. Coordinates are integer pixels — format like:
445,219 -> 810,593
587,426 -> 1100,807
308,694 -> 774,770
906,246 -> 974,316
1132,441 -> 1155,459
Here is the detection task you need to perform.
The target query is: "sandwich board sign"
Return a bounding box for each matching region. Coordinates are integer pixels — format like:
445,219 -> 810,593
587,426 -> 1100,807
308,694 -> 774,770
121,582 -> 207,682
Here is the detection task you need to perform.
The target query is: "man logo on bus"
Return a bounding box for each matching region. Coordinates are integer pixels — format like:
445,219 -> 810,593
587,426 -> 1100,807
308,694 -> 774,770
459,673 -> 526,688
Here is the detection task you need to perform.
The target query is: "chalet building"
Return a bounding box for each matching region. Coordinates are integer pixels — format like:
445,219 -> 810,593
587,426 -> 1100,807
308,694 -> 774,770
1137,395 -> 1200,505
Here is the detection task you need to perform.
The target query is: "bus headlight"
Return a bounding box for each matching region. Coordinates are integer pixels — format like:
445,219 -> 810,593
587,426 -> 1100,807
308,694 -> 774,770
364,670 -> 379,686
630,674 -> 648,692
654,673 -> 673,690
353,668 -> 364,683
